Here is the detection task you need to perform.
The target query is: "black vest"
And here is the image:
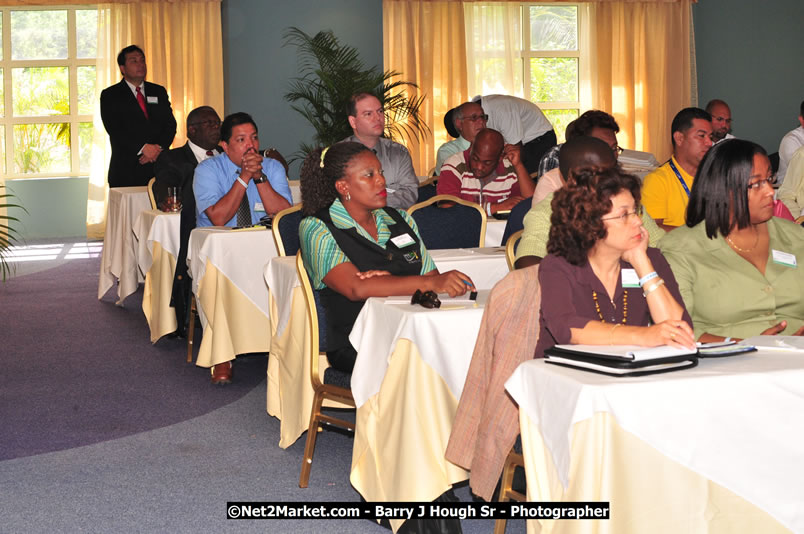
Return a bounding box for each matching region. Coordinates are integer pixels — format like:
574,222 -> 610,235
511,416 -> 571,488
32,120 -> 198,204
315,206 -> 424,353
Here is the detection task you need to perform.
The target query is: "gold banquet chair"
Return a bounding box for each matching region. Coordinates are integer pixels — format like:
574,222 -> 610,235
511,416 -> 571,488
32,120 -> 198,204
505,229 -> 523,271
407,194 -> 487,249
296,252 -> 356,488
272,204 -> 304,257
494,448 -> 526,534
146,177 -> 158,209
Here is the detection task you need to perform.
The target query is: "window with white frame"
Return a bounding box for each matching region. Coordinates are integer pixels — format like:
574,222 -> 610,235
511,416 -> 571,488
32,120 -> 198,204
466,2 -> 582,143
0,6 -> 97,179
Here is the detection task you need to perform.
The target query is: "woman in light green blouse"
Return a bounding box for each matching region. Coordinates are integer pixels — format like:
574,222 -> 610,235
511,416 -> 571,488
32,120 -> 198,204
659,139 -> 804,341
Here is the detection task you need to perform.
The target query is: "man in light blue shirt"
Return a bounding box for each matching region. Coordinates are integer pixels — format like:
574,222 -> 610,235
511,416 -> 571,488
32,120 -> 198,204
435,101 -> 488,174
194,112 -> 292,227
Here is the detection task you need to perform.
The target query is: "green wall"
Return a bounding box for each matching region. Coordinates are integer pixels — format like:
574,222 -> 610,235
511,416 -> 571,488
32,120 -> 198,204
220,0 -> 384,179
19,0 -> 803,240
5,177 -> 89,240
693,0 -> 804,153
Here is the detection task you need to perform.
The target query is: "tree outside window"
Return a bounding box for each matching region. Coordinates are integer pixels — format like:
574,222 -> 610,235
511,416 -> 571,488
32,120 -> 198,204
1,7 -> 97,178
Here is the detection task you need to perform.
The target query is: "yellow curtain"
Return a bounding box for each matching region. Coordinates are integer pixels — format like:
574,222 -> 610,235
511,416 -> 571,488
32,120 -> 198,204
383,0 -> 469,177
87,0 -> 224,239
384,0 -> 694,171
587,1 -> 694,162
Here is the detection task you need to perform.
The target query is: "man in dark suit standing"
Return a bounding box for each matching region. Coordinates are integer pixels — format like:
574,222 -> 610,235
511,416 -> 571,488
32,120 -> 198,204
101,45 -> 177,187
154,106 -> 222,338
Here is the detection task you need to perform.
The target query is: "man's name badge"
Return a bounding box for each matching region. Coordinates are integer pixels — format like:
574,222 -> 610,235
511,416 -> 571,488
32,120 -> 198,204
146,96 -> 158,104
621,268 -> 640,288
254,202 -> 265,213
391,234 -> 416,248
772,249 -> 796,268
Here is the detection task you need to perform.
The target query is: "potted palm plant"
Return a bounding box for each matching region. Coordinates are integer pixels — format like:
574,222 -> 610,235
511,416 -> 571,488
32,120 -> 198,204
283,27 -> 429,160
0,184 -> 25,281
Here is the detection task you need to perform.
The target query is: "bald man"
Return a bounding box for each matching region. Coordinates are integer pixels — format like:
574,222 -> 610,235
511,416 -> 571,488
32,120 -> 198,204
437,128 -> 535,216
514,136 -> 665,269
705,99 -> 735,145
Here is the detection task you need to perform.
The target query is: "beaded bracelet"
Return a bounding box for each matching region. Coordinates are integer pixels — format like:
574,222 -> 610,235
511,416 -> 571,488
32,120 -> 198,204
638,271 -> 658,287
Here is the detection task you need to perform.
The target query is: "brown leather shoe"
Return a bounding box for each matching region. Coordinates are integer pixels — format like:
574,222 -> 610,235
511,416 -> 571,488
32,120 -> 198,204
211,361 -> 232,385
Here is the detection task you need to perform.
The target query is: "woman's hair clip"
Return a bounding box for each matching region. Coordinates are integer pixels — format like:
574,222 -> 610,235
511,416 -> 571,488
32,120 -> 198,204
411,289 -> 441,309
319,146 -> 330,168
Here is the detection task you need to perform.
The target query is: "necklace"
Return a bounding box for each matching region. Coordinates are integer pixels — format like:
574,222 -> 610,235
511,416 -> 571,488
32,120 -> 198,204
592,290 -> 628,324
726,230 -> 759,253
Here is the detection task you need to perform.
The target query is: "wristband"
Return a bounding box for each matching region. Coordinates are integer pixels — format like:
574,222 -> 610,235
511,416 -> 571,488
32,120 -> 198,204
638,271 -> 658,287
642,278 -> 665,297
236,176 -> 248,189
486,202 -> 493,217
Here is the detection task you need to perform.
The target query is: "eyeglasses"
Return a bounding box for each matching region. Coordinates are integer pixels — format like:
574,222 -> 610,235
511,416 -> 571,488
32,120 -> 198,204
189,119 -> 221,129
461,114 -> 488,122
612,145 -> 624,155
601,205 -> 643,223
747,175 -> 776,190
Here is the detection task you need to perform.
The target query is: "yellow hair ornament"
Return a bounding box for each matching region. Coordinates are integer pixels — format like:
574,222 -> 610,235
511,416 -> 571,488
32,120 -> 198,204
319,146 -> 330,168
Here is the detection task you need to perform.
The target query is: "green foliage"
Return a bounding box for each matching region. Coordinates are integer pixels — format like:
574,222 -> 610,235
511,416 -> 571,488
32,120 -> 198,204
529,6 -> 578,51
0,185 -> 26,282
283,27 -> 429,161
10,10 -> 68,60
11,67 -> 71,174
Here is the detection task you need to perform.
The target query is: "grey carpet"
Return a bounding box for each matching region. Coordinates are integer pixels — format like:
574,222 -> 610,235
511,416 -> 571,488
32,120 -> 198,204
1,242 -> 526,533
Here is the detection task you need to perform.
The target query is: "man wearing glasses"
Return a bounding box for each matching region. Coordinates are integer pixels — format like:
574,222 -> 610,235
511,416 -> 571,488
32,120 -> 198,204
535,110 -> 622,179
435,101 -> 489,174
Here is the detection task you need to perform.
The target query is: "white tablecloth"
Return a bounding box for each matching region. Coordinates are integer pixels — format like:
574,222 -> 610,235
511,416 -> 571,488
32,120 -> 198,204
132,210 -> 181,276
266,247 -> 508,348
97,186 -> 151,304
485,219 -> 506,247
505,352 -> 804,533
350,291 -> 489,408
187,226 -> 278,326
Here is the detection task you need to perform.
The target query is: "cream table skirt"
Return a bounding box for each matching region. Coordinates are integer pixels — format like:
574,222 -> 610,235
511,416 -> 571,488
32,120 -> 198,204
519,412 -> 790,534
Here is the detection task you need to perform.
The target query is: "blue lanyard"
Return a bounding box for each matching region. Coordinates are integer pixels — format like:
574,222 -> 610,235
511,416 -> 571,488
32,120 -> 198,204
668,159 -> 691,198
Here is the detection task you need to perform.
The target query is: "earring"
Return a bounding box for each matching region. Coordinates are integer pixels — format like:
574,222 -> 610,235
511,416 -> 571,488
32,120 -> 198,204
345,192 -> 351,202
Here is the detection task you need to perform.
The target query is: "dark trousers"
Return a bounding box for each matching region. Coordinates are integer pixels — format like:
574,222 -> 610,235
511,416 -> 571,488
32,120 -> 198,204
521,129 -> 557,175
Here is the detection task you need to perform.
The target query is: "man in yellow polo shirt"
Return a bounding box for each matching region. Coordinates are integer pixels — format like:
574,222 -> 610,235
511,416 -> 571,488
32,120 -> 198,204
642,108 -> 713,231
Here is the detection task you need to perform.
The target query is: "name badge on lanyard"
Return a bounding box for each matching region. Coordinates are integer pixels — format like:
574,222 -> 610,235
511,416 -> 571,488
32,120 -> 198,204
668,160 -> 691,198
391,233 -> 416,248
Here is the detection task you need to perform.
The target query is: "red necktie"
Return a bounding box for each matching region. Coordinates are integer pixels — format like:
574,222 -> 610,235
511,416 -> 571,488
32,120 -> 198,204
206,150 -> 214,157
136,86 -> 149,119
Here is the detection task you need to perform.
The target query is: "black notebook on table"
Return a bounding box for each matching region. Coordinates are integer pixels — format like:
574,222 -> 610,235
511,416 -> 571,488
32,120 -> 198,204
544,344 -> 698,377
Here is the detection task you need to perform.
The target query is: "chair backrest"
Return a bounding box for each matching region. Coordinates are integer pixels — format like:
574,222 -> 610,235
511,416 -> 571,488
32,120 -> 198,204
505,229 -> 523,271
296,251 -> 325,388
272,204 -> 304,256
501,197 -> 532,246
407,194 -> 487,249
416,182 -> 438,203
146,177 -> 158,210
